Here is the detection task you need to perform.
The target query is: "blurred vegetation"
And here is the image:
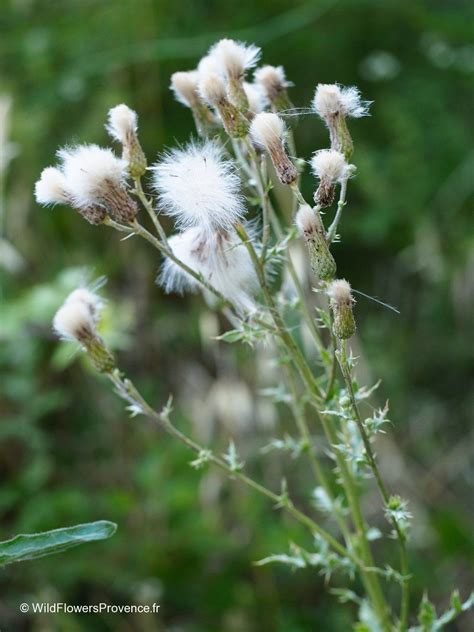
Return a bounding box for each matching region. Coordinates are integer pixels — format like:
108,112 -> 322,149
1,0 -> 473,630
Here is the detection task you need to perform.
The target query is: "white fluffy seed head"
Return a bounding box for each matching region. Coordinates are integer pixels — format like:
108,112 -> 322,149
34,167 -> 70,206
53,287 -> 103,341
170,71 -> 200,107
159,227 -> 258,313
327,279 -> 354,305
53,301 -> 94,342
250,112 -> 286,149
58,144 -> 127,208
151,141 -> 244,233
243,82 -> 268,114
210,39 -> 261,78
65,288 -> 103,319
198,72 -> 227,106
106,104 -> 138,143
312,84 -> 371,119
254,65 -> 291,95
311,149 -> 350,183
295,204 -> 317,235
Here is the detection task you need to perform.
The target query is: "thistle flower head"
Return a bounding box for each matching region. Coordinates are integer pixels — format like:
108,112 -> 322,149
53,287 -> 115,371
210,39 -> 261,79
159,227 -> 258,313
250,112 -> 286,149
327,279 -> 356,339
296,204 -> 337,281
53,294 -> 99,342
34,166 -> 69,206
254,65 -> 291,101
151,141 -> 244,233
250,113 -> 297,185
311,149 -> 351,183
57,144 -> 137,223
327,279 -> 354,305
295,204 -> 317,236
58,144 -> 126,209
105,104 -> 138,144
312,84 -> 370,119
170,71 -> 200,107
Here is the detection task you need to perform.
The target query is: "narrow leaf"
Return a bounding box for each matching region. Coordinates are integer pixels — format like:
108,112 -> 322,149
0,520 -> 117,567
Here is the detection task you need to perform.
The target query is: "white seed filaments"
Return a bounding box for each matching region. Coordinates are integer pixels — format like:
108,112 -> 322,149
53,288 -> 116,372
311,149 -> 353,207
249,112 -> 297,185
209,38 -> 261,110
35,165 -> 107,225
106,104 -> 146,177
151,141 -> 244,234
198,71 -> 249,138
58,144 -> 138,224
159,227 -> 259,314
254,65 -> 292,111
312,84 -> 371,159
327,279 -> 356,339
170,71 -> 217,137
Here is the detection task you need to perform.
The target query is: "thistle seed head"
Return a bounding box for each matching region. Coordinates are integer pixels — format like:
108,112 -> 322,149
327,279 -> 356,339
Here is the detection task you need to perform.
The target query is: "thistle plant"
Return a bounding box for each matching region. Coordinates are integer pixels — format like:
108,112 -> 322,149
35,38 -> 472,631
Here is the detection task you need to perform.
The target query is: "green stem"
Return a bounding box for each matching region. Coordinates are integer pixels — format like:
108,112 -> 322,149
327,177 -> 348,243
284,366 -> 352,543
235,223 -> 391,629
338,340 -> 409,630
107,369 -> 360,566
235,223 -> 323,400
133,177 -> 169,245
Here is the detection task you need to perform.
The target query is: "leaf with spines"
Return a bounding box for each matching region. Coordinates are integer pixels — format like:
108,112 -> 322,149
0,521 -> 117,566
223,440 -> 244,472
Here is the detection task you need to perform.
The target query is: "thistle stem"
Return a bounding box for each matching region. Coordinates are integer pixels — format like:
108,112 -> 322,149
132,177 -> 169,245
107,369 -> 360,567
337,340 -> 410,630
327,178 -> 348,243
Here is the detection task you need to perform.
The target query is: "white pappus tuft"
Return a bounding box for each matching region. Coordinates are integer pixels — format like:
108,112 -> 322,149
312,84 -> 371,119
327,279 -> 354,305
295,204 -> 318,236
243,82 -> 268,115
53,287 -> 102,342
311,149 -> 352,183
197,54 -> 221,79
170,71 -> 200,107
249,112 -> 286,149
209,39 -> 261,79
250,113 -> 297,186
254,65 -> 292,101
58,144 -> 127,209
106,104 -> 138,144
151,141 -> 244,233
34,166 -> 70,206
159,227 -> 259,314
198,72 -> 227,106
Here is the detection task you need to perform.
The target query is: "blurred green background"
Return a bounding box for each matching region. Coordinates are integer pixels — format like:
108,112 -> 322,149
1,0 -> 473,630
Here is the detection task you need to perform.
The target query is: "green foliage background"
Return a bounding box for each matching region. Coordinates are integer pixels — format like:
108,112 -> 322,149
1,0 -> 473,630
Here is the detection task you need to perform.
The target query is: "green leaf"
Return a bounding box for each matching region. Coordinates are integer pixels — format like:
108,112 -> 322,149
0,520 -> 117,567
